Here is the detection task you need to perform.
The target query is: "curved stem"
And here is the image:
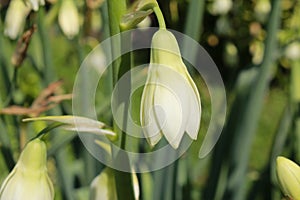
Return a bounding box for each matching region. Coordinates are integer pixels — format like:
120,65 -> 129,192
153,6 -> 166,29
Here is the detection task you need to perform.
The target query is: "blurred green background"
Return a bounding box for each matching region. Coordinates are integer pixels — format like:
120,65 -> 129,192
0,0 -> 300,199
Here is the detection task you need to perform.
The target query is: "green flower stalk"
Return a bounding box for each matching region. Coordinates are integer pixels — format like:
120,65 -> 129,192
58,0 -> 80,39
140,29 -> 201,149
276,156 -> 300,200
0,139 -> 54,200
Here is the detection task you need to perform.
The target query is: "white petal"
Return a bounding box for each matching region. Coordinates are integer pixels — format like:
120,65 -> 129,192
157,64 -> 201,141
153,81 -> 184,149
184,69 -> 201,140
30,0 -> 39,11
90,168 -> 117,200
140,74 -> 163,146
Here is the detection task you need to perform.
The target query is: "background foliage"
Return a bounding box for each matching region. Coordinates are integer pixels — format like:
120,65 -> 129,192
0,0 -> 300,199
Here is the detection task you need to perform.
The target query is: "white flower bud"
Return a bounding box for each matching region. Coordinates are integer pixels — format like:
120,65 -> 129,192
58,0 -> 80,39
4,0 -> 31,40
0,139 -> 54,200
276,156 -> 300,200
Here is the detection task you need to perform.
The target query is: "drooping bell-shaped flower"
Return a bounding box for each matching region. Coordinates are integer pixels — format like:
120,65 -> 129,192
4,0 -> 31,40
58,0 -> 80,39
0,139 -> 54,200
276,156 -> 300,200
140,29 -> 201,149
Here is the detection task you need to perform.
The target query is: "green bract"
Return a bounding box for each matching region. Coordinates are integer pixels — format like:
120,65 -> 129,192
23,115 -> 116,137
140,29 -> 201,149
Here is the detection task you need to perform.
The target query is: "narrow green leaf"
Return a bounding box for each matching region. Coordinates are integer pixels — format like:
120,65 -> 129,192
223,0 -> 282,199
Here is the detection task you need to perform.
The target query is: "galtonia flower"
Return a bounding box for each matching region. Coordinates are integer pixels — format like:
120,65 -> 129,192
140,29 -> 201,149
90,168 -> 117,200
285,42 -> 300,60
90,168 -> 139,200
58,0 -> 80,39
212,0 -> 232,15
0,139 -> 54,200
25,0 -> 45,11
4,0 -> 31,39
276,156 -> 300,200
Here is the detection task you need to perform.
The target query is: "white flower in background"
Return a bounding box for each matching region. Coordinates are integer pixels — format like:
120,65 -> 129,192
137,16 -> 152,28
90,168 -> 117,200
4,0 -> 31,40
212,0 -> 232,15
23,115 -> 116,136
58,0 -> 80,39
90,168 -> 139,200
0,139 -> 54,200
26,0 -> 45,11
285,42 -> 300,60
140,29 -> 201,149
276,156 -> 300,200
254,0 -> 271,16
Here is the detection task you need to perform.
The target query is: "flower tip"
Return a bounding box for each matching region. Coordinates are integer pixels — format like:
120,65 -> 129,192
276,156 -> 286,166
276,156 -> 300,200
276,156 -> 298,171
20,138 -> 47,170
170,141 -> 180,149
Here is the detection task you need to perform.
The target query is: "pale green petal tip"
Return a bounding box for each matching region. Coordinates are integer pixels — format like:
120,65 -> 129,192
147,133 -> 163,147
20,138 -> 47,171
